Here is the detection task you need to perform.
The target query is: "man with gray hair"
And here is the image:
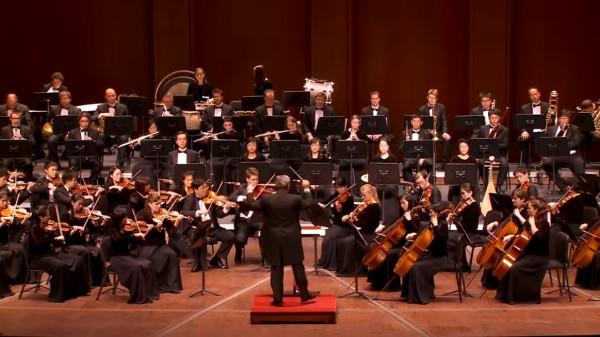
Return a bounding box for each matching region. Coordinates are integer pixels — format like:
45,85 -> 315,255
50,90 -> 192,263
246,175 -> 319,306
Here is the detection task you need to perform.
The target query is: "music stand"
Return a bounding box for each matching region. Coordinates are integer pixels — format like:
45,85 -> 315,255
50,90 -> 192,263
173,95 -> 195,111
65,140 -> 97,173
32,92 -> 59,111
0,116 -> 9,128
369,162 -> 400,223
299,162 -> 333,187
444,163 -> 478,184
339,222 -> 369,300
514,114 -> 546,165
210,139 -> 242,186
156,116 -> 186,137
241,96 -> 264,111
454,115 -> 485,131
490,193 -> 514,218
140,139 -> 172,185
119,96 -> 148,116
281,91 -> 310,107
262,115 -> 286,132
315,116 -> 346,139
104,116 -> 136,136
470,138 -> 500,191
402,139 -> 434,178
231,115 -> 256,139
269,140 -> 301,175
402,115 -> 433,130
238,162 -> 273,183
174,163 -> 207,183
52,116 -> 78,135
0,140 -> 33,172
536,137 -> 569,198
334,140 -> 368,187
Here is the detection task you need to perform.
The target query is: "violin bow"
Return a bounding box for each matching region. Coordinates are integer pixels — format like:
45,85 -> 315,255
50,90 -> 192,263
81,196 -> 101,233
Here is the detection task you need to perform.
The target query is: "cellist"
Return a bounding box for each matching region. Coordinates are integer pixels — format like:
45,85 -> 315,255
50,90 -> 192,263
573,219 -> 600,290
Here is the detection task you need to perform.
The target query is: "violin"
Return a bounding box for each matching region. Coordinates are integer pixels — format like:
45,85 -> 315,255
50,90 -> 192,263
203,191 -> 238,207
252,185 -> 276,199
152,210 -> 192,223
114,179 -> 135,190
349,199 -> 377,223
42,219 -> 72,233
123,218 -> 150,233
72,184 -> 104,196
74,207 -> 110,222
185,186 -> 194,195
1,206 -> 31,220
159,190 -> 181,203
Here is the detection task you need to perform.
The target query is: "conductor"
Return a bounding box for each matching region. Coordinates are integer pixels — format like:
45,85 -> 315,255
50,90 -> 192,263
246,175 -> 319,306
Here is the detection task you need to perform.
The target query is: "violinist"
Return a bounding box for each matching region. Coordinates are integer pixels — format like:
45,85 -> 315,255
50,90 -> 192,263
408,172 -> 442,220
401,202 -> 451,304
513,167 -> 538,200
53,169 -> 80,218
228,167 -> 264,263
129,177 -> 152,213
303,138 -> 328,162
104,166 -> 134,212
240,137 -> 265,162
181,178 -> 234,271
336,184 -> 382,276
0,168 -> 34,205
496,199 -> 550,304
29,161 -> 60,209
107,211 -> 160,304
27,205 -> 90,302
318,177 -> 355,271
0,192 -> 28,296
135,191 -> 183,293
171,171 -> 196,197
340,115 -> 368,141
446,183 -> 481,272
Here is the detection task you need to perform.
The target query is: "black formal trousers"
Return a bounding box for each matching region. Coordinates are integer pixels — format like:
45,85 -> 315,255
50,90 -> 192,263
270,263 -> 309,302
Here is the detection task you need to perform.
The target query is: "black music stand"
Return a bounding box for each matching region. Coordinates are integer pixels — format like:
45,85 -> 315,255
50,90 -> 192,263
444,163 -> 478,185
269,140 -> 301,175
315,116 -> 346,158
339,221 -> 369,300
0,117 -> 8,128
65,140 -> 97,173
402,139 -> 434,182
52,116 -> 78,135
282,91 -> 310,107
369,162 -> 400,223
299,162 -> 332,187
536,137 -> 569,198
334,140 -> 368,187
174,163 -> 207,183
173,95 -> 195,111
231,115 -> 256,139
0,140 -> 33,172
514,114 -> 546,166
104,116 -> 136,136
490,193 -> 514,218
241,96 -> 264,111
210,139 -> 242,186
362,115 -> 390,136
470,138 -> 500,191
212,116 -> 224,133
119,96 -> 148,117
238,162 -> 273,183
32,92 -> 59,111
262,115 -> 286,132
156,116 -> 186,137
140,139 -> 172,185
454,115 -> 485,132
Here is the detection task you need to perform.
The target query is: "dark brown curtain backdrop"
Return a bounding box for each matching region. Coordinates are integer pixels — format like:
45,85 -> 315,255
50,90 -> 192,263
2,0 -> 599,158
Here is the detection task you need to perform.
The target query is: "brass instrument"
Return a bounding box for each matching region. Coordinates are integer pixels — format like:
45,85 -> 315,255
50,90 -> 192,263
545,90 -> 559,131
42,121 -> 53,140
592,100 -> 600,132
431,102 -> 439,141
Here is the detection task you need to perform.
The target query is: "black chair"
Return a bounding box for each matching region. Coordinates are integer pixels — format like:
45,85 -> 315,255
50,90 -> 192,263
442,233 -> 469,302
546,230 -> 573,302
18,236 -> 50,299
95,238 -> 128,301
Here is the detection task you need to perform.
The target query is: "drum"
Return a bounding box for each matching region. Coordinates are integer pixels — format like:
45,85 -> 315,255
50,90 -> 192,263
303,78 -> 335,104
183,111 -> 201,130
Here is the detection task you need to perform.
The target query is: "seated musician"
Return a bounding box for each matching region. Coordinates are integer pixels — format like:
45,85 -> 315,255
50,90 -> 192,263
336,184 -> 382,276
152,92 -> 182,120
135,191 -> 183,293
517,87 -> 550,165
495,199 -> 550,304
187,67 -> 214,102
481,188 -> 528,289
318,177 -> 355,270
228,167 -> 264,263
29,161 -> 60,209
181,178 -> 234,271
400,114 -> 432,182
575,220 -> 600,290
47,91 -> 82,166
303,138 -> 328,162
130,121 -> 168,189
107,211 -> 160,304
214,117 -> 241,141
0,168 -> 34,205
541,109 -> 584,192
0,93 -> 31,126
473,109 -> 509,190
203,88 -> 234,131
93,88 -> 129,168
274,116 -> 304,142
42,72 -> 68,93
513,167 -> 538,200
304,92 -> 335,142
255,89 -> 284,132
407,172 -> 442,221
104,166 -> 134,213
28,205 -> 90,302
470,91 -> 500,137
446,183 -> 482,266
240,137 -> 265,162
167,131 -> 199,176
360,91 -> 390,142
401,201 -> 451,304
341,114 -> 369,142
0,191 -> 30,295
66,113 -> 103,183
130,177 -> 152,213
447,139 -> 478,203
0,111 -> 35,180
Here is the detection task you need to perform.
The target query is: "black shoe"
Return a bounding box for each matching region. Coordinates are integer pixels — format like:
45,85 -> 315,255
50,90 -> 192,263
209,257 -> 227,269
234,250 -> 242,263
301,291 -> 320,303
271,300 -> 283,307
191,261 -> 201,272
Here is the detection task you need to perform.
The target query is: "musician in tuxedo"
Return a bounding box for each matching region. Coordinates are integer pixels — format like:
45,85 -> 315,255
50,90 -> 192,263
246,175 -> 318,306
93,88 -> 129,168
167,131 -> 199,178
418,88 -> 451,161
518,87 -> 550,164
401,114 -> 433,182
66,113 -> 103,183
541,109 -> 584,191
470,91 -> 500,137
255,89 -> 284,132
304,92 -> 335,142
0,93 -> 31,126
474,109 -> 509,189
41,72 -> 68,93
360,91 -> 390,142
52,169 -> 79,218
187,67 -> 214,102
152,92 -> 182,120
47,91 -> 82,166
181,178 -> 234,271
203,88 -> 234,131
29,161 -> 60,209
0,111 -> 34,180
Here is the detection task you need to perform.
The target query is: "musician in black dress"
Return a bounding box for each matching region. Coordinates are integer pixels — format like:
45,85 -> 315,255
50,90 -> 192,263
0,192 -> 28,296
187,67 -> 214,102
372,136 -> 400,225
474,109 -> 509,189
317,178 -> 354,270
341,115 -> 369,142
336,184 -> 382,276
103,167 -> 133,214
337,115 -> 368,188
447,183 -> 481,241
496,199 -> 550,304
575,220 -> 600,289
406,172 -> 442,222
448,139 -> 478,203
401,114 -> 433,182
401,201 -> 450,304
302,138 -> 326,162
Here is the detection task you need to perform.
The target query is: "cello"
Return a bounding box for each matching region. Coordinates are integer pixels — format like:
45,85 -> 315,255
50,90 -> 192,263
476,213 -> 521,269
571,218 -> 600,269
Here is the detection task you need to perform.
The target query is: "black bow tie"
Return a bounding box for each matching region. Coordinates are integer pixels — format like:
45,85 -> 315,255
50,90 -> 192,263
532,103 -> 540,107
178,150 -> 187,154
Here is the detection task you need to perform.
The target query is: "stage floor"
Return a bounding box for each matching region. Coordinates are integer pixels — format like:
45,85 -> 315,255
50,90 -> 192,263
1,237 -> 600,337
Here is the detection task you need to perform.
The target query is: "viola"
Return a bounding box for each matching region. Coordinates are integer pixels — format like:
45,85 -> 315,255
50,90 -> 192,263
349,199 -> 378,223
72,184 -> 104,196
159,190 -> 182,203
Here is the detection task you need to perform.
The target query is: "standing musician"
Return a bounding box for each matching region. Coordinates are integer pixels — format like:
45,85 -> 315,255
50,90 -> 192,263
360,91 -> 390,142
246,175 -> 318,306
47,91 -> 82,166
341,115 -> 369,141
0,93 -> 31,126
474,109 -> 509,189
418,88 -> 451,161
203,88 -> 234,131
181,178 -> 234,271
495,199 -> 550,304
0,111 -> 35,180
152,92 -> 182,120
255,89 -> 284,133
253,65 -> 273,96
29,161 -> 60,209
93,88 -> 129,168
304,92 -> 335,142
518,87 -> 549,164
240,137 -> 265,162
135,191 -> 183,293
187,67 -> 214,102
336,184 -> 382,276
470,91 -> 500,137
42,72 -> 68,93
401,201 -> 451,304
401,114 -> 433,182
66,113 -> 103,183
541,109 -> 585,192
513,167 -> 538,200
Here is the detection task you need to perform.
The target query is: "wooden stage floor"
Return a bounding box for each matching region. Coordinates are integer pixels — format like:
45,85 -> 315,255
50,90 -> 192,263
1,237 -> 599,337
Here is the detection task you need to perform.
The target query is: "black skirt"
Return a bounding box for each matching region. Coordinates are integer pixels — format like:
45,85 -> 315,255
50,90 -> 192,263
496,254 -> 549,304
335,232 -> 373,276
318,225 -> 353,270
139,245 -> 182,293
30,252 -> 90,302
575,251 -> 600,290
367,247 -> 402,291
401,255 -> 446,304
65,244 -> 106,286
111,255 -> 160,304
